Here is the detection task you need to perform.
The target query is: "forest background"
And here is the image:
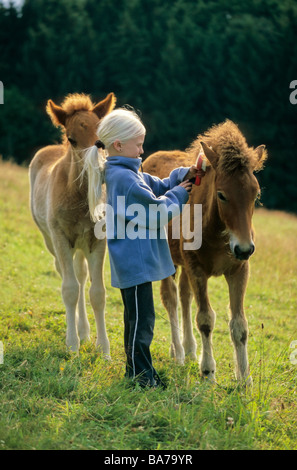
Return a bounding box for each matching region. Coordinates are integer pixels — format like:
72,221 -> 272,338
0,0 -> 296,212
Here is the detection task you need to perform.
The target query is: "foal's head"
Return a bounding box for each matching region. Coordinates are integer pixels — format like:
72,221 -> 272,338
198,120 -> 267,260
46,92 -> 116,150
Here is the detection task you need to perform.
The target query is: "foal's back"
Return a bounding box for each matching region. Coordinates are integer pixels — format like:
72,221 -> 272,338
143,150 -> 193,178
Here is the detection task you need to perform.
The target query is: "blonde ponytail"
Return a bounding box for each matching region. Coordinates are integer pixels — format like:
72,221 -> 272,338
80,146 -> 105,222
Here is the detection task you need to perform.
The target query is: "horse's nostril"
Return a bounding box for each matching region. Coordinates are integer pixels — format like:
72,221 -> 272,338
234,243 -> 255,260
234,245 -> 244,259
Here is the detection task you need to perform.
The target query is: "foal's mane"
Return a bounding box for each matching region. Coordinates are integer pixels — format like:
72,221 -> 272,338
188,120 -> 266,172
46,93 -> 96,129
60,93 -> 95,115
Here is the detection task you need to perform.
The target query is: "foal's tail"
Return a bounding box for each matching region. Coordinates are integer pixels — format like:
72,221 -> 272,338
81,145 -> 105,222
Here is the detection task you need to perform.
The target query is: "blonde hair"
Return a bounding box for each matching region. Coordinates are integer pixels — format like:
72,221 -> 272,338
82,108 -> 146,222
97,108 -> 146,149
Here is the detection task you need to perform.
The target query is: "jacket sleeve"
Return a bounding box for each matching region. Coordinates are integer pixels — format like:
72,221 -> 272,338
125,178 -> 189,229
141,167 -> 190,197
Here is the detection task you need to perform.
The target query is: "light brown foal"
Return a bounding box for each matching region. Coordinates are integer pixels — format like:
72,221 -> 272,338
29,92 -> 116,353
143,120 -> 267,384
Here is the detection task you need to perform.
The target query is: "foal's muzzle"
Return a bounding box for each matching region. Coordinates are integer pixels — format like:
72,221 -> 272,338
233,242 -> 255,260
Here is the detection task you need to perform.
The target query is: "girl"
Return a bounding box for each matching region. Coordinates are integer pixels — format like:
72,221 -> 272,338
84,108 -> 202,388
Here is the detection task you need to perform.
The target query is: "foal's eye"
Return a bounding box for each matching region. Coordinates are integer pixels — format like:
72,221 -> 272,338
68,137 -> 77,146
217,191 -> 227,202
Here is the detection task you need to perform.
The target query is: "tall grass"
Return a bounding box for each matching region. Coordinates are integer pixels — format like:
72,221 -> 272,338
0,161 -> 296,450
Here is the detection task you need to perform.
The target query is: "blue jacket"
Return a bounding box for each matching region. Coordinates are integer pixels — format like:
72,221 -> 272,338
104,156 -> 190,289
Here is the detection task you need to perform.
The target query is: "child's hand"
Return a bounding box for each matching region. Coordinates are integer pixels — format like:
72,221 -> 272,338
179,180 -> 193,193
185,165 -> 206,181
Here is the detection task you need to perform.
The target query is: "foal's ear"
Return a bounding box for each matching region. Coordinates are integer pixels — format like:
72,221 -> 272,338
253,144 -> 268,171
46,100 -> 67,127
200,141 -> 219,169
92,92 -> 117,119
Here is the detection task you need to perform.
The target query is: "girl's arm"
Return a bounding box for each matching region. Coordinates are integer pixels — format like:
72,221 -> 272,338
142,167 -> 190,197
125,178 -> 190,230
142,165 -> 204,196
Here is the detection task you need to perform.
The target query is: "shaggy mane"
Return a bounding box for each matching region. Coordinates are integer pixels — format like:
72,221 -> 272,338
188,120 -> 266,172
60,93 -> 95,115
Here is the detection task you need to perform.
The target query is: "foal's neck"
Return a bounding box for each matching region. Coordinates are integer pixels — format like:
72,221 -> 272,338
65,146 -> 86,193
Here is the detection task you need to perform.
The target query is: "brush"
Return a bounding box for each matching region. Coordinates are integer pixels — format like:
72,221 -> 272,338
194,148 -> 207,185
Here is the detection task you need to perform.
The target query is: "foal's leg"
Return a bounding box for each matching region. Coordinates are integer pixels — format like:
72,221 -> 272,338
40,231 -> 62,276
179,268 -> 197,360
161,275 -> 185,364
187,269 -> 216,379
73,250 -> 90,343
225,262 -> 252,385
51,229 -> 80,351
86,239 -> 110,358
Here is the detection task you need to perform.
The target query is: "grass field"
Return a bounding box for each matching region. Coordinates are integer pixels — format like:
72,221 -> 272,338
0,160 -> 296,450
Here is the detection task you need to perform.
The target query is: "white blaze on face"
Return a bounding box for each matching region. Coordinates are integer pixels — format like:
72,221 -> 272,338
229,232 -> 255,260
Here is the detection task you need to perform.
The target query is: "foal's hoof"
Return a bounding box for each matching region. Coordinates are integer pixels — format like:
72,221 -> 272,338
241,375 -> 253,389
66,339 -> 80,353
170,344 -> 185,365
103,354 -> 112,361
201,369 -> 216,382
79,335 -> 91,344
186,351 -> 198,361
95,341 -> 111,361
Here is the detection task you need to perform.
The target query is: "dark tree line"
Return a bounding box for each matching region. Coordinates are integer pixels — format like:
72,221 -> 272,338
0,0 -> 297,211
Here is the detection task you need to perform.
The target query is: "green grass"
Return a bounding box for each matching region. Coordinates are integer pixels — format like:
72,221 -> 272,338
0,161 -> 296,450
